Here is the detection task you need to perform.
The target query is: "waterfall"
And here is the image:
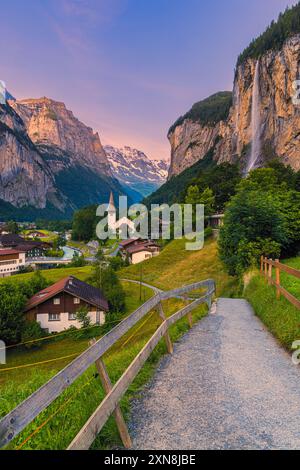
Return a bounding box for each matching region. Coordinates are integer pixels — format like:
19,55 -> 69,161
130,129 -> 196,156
247,60 -> 261,173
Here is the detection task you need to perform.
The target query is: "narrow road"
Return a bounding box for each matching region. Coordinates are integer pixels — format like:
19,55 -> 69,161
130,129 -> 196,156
130,298 -> 300,450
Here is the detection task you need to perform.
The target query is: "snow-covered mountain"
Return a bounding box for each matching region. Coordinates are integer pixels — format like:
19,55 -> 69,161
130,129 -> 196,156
104,145 -> 169,198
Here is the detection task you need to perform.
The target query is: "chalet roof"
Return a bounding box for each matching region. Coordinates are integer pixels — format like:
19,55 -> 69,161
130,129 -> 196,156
0,234 -> 24,246
126,241 -> 160,255
14,243 -> 46,253
119,238 -> 140,247
25,276 -> 109,312
0,248 -> 25,256
119,239 -> 160,254
27,231 -> 47,237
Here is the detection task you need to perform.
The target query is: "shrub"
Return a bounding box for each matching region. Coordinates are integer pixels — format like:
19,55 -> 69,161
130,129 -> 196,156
219,168 -> 300,275
21,321 -> 46,349
89,265 -> 126,313
0,284 -> 26,344
76,306 -> 91,328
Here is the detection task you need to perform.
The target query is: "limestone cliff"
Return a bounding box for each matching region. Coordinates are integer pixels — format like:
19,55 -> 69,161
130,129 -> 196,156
0,97 -> 129,219
168,34 -> 300,177
0,103 -> 64,210
167,119 -> 221,177
216,34 -> 300,171
167,92 -> 232,178
10,97 -> 112,176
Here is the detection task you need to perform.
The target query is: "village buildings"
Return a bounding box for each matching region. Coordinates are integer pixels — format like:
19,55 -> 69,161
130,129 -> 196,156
0,249 -> 26,278
24,276 -> 109,333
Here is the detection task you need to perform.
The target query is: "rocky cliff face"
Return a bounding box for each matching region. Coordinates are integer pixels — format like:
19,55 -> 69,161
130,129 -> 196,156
0,97 -> 129,219
167,120 -> 221,178
0,103 -> 63,210
10,97 -> 112,176
217,34 -> 300,170
168,34 -> 300,177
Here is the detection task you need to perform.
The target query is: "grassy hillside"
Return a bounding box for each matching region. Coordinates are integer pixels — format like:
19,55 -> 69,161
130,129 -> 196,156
0,265 -> 93,285
119,238 -> 238,298
22,229 -> 58,243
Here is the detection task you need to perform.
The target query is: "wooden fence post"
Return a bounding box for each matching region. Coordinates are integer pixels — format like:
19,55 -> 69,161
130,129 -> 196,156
183,294 -> 193,328
89,339 -> 132,449
275,259 -> 281,300
264,257 -> 268,281
156,302 -> 173,354
268,259 -> 273,285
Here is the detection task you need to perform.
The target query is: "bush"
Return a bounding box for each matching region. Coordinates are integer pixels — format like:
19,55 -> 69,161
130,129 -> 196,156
76,306 -> 91,328
89,265 -> 126,313
109,256 -> 127,271
0,284 -> 26,344
21,321 -> 46,349
0,272 -> 49,344
72,205 -> 98,241
70,252 -> 86,267
219,168 -> 300,275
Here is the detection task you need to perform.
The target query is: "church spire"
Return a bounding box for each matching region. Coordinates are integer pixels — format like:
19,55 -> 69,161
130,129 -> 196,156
108,191 -> 116,212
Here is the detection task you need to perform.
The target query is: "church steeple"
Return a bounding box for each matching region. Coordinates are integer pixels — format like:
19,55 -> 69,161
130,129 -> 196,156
108,191 -> 115,212
107,191 -> 116,231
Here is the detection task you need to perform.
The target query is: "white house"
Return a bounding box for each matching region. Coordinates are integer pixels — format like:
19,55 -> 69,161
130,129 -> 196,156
24,276 -> 109,333
0,249 -> 26,277
119,238 -> 160,264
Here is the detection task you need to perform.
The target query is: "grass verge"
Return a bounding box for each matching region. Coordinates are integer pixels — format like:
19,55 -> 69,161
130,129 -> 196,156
244,271 -> 300,350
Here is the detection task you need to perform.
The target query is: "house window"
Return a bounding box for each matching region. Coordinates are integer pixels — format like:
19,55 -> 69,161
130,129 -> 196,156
68,312 -> 77,321
49,313 -> 60,321
73,297 -> 80,304
53,298 -> 60,305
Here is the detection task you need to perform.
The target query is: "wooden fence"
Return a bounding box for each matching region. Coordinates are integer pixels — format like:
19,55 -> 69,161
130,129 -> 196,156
260,256 -> 300,309
0,278 -> 215,450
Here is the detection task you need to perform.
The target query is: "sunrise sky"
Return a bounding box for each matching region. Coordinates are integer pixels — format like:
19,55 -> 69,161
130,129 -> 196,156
1,0 -> 297,160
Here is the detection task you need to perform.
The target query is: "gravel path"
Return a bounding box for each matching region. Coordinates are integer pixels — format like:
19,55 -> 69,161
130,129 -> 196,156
130,298 -> 300,450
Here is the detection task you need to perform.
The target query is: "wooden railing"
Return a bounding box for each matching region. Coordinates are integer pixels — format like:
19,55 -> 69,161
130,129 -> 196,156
0,279 -> 215,450
260,256 -> 300,309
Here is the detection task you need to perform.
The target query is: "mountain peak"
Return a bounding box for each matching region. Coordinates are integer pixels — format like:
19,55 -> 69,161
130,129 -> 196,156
104,145 -> 169,198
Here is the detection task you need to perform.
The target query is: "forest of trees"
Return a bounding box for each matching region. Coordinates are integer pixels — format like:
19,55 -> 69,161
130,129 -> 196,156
219,162 -> 300,275
144,148 -> 241,213
237,3 -> 300,66
168,92 -> 232,135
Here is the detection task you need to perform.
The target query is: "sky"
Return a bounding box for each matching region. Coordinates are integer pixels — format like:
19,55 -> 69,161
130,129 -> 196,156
1,0 -> 298,161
